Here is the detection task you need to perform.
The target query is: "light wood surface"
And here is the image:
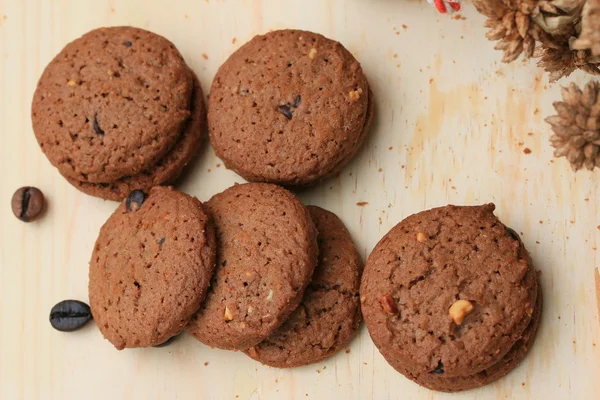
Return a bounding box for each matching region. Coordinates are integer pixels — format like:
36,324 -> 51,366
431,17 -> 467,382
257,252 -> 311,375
1,1 -> 599,399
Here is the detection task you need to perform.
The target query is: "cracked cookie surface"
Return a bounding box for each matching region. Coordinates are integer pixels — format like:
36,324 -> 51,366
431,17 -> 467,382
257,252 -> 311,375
186,183 -> 318,350
245,206 -> 363,367
89,186 -> 216,349
32,26 -> 193,183
360,204 -> 538,378
208,29 -> 372,186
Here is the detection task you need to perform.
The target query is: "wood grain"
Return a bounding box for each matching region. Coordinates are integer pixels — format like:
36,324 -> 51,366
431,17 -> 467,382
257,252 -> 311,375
1,0 -> 599,399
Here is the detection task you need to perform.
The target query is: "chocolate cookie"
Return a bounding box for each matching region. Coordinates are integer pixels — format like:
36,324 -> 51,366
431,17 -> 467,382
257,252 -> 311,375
360,204 -> 538,378
32,26 -> 193,183
245,206 -> 363,367
89,186 -> 216,349
208,29 -> 372,186
186,183 -> 318,350
66,72 -> 206,200
387,285 -> 542,392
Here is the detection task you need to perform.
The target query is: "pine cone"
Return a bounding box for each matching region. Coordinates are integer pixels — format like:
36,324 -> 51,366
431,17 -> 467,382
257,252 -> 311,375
473,0 -> 562,63
572,0 -> 600,56
547,81 -> 600,171
532,0 -> 585,35
536,32 -> 600,82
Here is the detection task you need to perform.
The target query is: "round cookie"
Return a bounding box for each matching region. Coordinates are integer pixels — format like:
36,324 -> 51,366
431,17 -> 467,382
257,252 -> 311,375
186,183 -> 318,350
89,186 -> 216,349
66,72 -> 206,200
32,26 -> 193,183
208,29 -> 372,186
360,204 -> 538,378
245,205 -> 363,368
387,285 -> 542,392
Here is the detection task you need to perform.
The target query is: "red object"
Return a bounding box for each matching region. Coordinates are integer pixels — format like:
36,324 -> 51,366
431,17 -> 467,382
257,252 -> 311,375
433,0 -> 461,14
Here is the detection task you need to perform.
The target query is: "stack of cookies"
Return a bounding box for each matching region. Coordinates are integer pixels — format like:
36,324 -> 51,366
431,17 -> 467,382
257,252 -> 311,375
360,204 -> 542,392
31,27 -> 206,201
88,183 -> 363,367
207,29 -> 374,187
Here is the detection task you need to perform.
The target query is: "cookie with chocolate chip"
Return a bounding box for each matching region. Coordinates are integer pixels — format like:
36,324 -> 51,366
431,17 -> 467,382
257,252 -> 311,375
89,186 -> 216,349
66,72 -> 206,200
186,183 -> 318,350
360,204 -> 539,384
245,206 -> 363,367
208,29 -> 373,186
32,26 -> 193,183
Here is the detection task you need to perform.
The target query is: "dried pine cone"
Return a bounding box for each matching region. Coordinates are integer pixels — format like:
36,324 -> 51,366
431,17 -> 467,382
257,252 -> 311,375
474,0 -> 560,63
547,81 -> 600,171
572,0 -> 600,56
536,33 -> 600,82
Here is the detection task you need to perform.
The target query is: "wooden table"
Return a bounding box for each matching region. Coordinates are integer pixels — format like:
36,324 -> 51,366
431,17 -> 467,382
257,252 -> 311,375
1,0 -> 599,399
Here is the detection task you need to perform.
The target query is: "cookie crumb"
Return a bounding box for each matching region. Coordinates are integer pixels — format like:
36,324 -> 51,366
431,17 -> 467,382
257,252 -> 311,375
523,148 -> 532,154
356,202 -> 369,206
232,37 -> 237,44
202,53 -> 208,60
345,349 -> 351,354
204,362 -> 209,366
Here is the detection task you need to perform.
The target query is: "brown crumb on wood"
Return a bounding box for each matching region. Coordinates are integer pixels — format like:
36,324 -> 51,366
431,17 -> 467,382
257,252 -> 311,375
232,37 -> 237,44
204,362 -> 209,366
523,148 -> 532,154
534,108 -> 539,115
389,146 -> 393,150
402,24 -> 407,29
378,168 -> 382,172
522,382 -> 526,387
356,202 -> 369,206
202,53 -> 209,60
345,349 -> 351,354
216,163 -> 221,167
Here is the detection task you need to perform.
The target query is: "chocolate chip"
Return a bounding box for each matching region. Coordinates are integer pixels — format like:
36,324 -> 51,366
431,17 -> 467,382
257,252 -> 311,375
126,190 -> 146,212
123,41 -> 132,47
153,335 -> 179,348
158,237 -> 165,246
49,300 -> 92,332
293,95 -> 302,108
92,115 -> 105,137
11,186 -> 45,222
432,361 -> 444,374
505,227 -> 520,242
278,105 -> 293,120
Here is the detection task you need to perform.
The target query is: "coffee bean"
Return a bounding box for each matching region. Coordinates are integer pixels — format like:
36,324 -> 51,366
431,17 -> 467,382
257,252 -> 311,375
153,334 -> 179,348
11,186 -> 45,222
278,105 -> 293,120
432,361 -> 444,374
49,300 -> 92,332
126,190 -> 146,212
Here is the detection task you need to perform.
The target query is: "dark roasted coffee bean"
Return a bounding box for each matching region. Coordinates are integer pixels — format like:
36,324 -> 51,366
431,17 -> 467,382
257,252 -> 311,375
123,41 -> 132,47
11,186 -> 45,222
293,95 -> 301,108
432,361 -> 444,374
49,300 -> 92,332
126,190 -> 146,212
278,105 -> 293,120
153,335 -> 179,348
